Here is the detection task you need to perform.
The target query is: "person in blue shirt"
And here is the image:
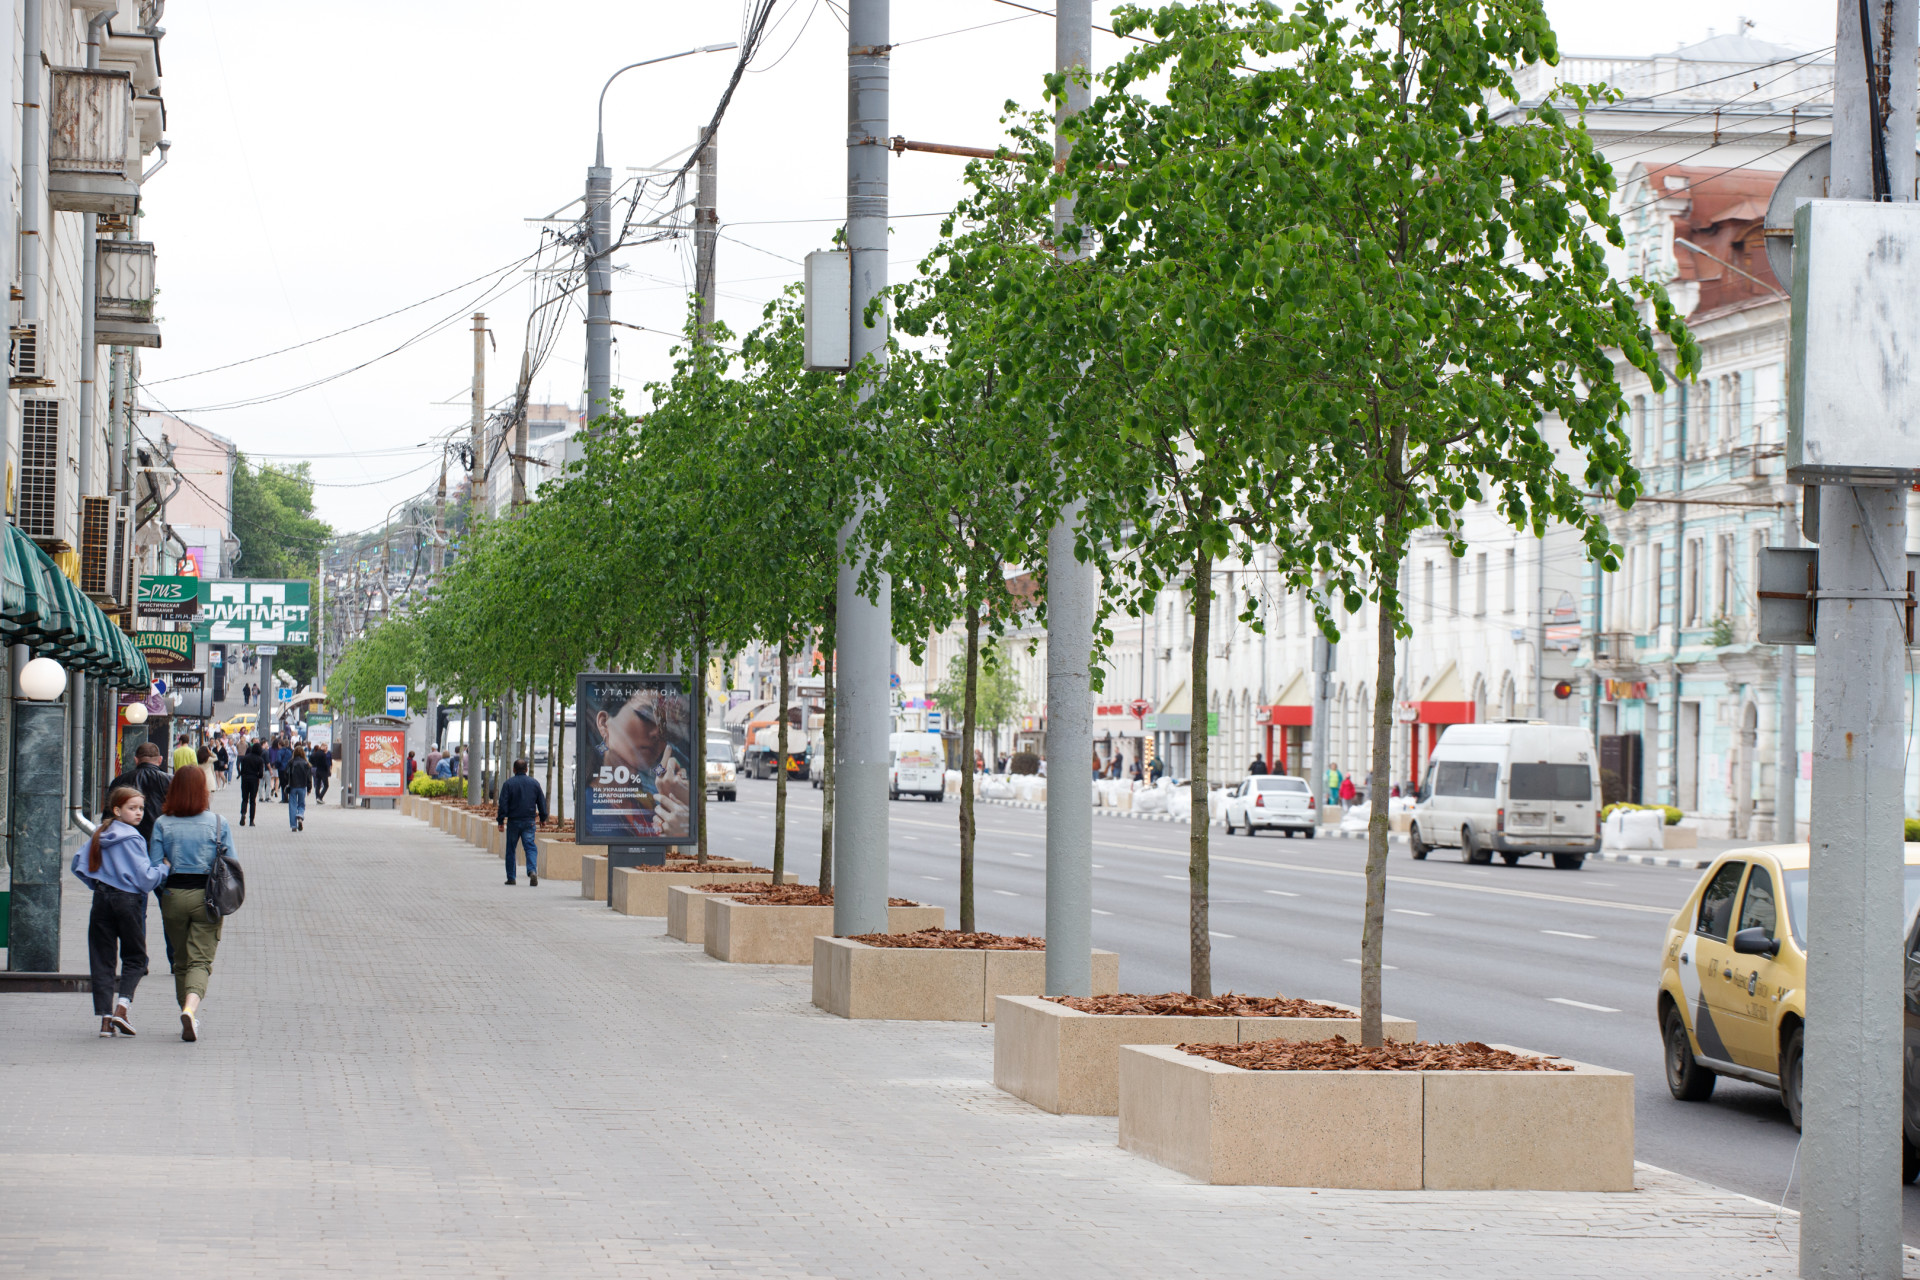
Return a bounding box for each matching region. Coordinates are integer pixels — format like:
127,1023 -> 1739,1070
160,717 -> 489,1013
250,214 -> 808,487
149,766 -> 236,1043
71,786 -> 168,1037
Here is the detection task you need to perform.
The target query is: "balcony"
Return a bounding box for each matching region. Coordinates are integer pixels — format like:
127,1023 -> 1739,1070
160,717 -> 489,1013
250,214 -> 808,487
95,241 -> 159,347
47,68 -> 136,215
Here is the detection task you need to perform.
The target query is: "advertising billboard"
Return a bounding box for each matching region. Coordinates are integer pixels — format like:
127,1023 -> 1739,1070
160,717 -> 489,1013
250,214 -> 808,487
574,673 -> 693,848
133,630 -> 196,671
194,580 -> 312,644
357,725 -> 407,797
137,575 -> 200,622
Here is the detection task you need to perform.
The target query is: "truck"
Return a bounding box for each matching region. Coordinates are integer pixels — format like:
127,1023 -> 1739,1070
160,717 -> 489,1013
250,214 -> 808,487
1407,721 -> 1601,869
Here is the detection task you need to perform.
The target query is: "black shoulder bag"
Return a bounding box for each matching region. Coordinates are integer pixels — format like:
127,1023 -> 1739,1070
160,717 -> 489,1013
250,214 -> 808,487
204,815 -> 246,920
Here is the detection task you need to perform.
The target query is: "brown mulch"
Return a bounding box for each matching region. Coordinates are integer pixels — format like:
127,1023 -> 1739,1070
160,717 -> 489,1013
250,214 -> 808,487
1047,992 -> 1352,1018
641,862 -> 768,874
711,884 -> 915,907
1177,1036 -> 1571,1072
849,928 -> 1045,950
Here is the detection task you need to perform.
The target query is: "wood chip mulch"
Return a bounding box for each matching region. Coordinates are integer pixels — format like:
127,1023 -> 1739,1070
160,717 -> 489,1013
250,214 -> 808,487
1046,992 -> 1352,1018
1177,1036 -> 1571,1072
711,885 -> 916,907
640,862 -> 768,873
848,928 -> 1045,950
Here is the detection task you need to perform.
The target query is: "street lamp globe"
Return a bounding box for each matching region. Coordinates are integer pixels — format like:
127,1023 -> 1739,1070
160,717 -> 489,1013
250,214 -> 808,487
18,656 -> 66,701
123,701 -> 149,725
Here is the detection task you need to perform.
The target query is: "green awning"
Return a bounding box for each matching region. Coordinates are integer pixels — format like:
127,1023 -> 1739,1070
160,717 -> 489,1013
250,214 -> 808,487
0,523 -> 151,689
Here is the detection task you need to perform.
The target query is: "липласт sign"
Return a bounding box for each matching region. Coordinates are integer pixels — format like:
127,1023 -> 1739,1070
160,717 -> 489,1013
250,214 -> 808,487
191,580 -> 312,644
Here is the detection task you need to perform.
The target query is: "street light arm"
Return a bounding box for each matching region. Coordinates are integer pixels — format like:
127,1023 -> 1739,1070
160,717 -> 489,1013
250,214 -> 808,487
595,42 -> 739,165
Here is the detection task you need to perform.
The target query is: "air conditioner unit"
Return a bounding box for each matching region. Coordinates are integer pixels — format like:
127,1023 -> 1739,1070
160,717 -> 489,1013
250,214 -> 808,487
113,499 -> 135,610
79,494 -> 133,607
10,321 -> 50,388
18,398 -> 68,547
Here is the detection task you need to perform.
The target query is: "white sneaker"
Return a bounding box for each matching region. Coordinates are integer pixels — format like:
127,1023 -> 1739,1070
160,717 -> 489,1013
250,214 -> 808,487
180,1010 -> 199,1042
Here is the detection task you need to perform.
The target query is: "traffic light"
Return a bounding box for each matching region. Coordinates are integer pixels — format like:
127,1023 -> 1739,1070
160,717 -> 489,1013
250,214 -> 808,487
1552,679 -> 1574,700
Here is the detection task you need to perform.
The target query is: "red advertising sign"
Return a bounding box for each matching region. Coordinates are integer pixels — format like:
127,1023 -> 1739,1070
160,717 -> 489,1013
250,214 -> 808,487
358,726 -> 407,797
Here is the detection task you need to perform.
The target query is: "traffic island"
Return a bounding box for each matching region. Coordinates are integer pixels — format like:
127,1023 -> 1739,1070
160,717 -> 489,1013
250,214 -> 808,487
812,930 -> 1119,1022
703,886 -> 944,965
610,866 -> 793,916
995,993 -> 1416,1116
1116,1038 -> 1632,1190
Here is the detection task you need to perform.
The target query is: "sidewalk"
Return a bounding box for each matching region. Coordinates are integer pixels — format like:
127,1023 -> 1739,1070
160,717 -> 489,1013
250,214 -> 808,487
0,800 -> 1896,1278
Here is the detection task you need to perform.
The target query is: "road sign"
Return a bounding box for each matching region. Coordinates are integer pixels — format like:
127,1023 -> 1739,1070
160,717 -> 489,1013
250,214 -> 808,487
255,644 -> 279,656
136,575 -> 199,621
926,709 -> 943,733
386,685 -> 407,718
195,580 -> 312,644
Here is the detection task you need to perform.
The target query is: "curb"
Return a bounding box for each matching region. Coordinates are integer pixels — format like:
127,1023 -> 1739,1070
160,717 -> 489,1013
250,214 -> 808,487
1592,850 -> 1714,869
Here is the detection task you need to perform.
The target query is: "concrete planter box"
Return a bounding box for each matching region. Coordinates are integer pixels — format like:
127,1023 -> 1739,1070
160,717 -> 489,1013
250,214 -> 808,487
610,868 -> 793,916
581,854 -> 609,901
538,841 -> 582,882
704,899 -> 945,965
1116,1042 -> 1633,1190
813,938 -> 1119,1022
666,886 -> 721,943
994,996 -> 1416,1116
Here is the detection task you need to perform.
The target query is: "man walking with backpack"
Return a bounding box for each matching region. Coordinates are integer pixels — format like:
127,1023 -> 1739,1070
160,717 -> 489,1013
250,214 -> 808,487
496,759 -> 547,887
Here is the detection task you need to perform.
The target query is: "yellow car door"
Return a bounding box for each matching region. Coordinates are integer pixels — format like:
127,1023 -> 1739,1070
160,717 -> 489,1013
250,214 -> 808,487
1716,860 -> 1792,1074
1678,859 -> 1746,1065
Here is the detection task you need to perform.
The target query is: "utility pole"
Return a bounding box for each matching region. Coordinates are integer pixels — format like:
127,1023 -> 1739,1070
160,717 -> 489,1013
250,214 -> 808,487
432,451 -> 447,576
832,0 -> 893,939
468,313 -> 486,795
694,130 -> 719,345
1044,0 -> 1095,996
585,144 -> 613,432
511,351 -> 531,509
1776,501 -> 1799,842
1800,3 -> 1917,1277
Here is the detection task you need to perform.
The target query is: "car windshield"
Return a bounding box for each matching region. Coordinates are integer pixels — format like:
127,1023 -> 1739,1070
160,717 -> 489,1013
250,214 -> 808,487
1508,763 -> 1592,801
1780,866 -> 1920,948
1256,777 -> 1309,792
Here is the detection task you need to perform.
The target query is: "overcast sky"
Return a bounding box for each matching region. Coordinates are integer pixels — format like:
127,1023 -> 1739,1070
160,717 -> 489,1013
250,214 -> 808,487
136,1 -> 1838,532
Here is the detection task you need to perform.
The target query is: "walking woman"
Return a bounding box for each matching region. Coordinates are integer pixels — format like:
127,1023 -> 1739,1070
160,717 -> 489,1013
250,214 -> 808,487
236,741 -> 264,827
286,745 -> 313,833
150,766 -> 235,1042
70,786 -> 168,1037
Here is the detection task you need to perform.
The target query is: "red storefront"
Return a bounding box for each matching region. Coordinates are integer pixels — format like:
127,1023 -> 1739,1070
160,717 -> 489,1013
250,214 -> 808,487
1403,662 -> 1475,789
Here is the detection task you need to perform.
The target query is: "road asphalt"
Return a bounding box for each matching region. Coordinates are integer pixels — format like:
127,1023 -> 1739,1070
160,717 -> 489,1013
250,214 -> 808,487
714,776 -> 1920,1243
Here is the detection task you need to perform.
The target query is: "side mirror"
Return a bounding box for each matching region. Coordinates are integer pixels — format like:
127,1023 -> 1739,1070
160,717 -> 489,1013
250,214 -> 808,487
1732,926 -> 1781,958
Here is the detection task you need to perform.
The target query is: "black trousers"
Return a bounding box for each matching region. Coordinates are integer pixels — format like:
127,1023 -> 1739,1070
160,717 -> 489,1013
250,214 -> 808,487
314,771 -> 330,801
87,886 -> 149,1015
239,779 -> 259,824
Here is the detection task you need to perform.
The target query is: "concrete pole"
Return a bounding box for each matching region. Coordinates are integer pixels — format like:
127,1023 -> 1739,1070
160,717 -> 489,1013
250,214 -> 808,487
832,0 -> 893,938
1801,4 -> 1917,1277
432,454 -> 447,576
469,313 -> 486,793
694,131 -> 718,345
1777,504 -> 1799,842
511,351 -> 530,509
585,148 -> 613,429
1044,0 -> 1095,995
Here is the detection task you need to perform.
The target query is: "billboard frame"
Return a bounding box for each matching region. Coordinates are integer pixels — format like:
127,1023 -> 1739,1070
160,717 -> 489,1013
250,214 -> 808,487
573,672 -> 694,855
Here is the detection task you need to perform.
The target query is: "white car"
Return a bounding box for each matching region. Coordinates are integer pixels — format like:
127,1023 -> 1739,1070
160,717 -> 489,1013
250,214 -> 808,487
1222,775 -> 1318,837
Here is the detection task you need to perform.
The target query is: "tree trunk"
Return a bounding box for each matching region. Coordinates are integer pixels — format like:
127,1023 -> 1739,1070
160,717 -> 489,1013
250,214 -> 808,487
694,626 -> 709,864
773,637 -> 789,881
1188,551 -> 1213,998
818,621 -> 836,893
544,694 -> 556,818
1361,544 -> 1404,1047
960,601 -> 982,932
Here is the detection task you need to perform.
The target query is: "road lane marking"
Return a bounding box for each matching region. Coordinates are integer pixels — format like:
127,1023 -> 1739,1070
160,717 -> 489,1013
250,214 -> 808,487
1547,997 -> 1619,1013
1210,931 -> 1236,939
1392,909 -> 1434,917
1092,909 -> 1113,916
1264,890 -> 1299,897
1343,959 -> 1398,969
1162,875 -> 1186,881
1089,840 -> 1674,916
1542,930 -> 1597,940
920,876 -> 942,881
1091,863 -> 1104,869
992,890 -> 1019,896
1009,852 -> 1033,858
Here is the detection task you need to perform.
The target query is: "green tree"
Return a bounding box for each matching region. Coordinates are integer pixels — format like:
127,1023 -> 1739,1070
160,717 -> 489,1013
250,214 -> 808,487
930,648 -> 1021,758
1056,0 -> 1694,1036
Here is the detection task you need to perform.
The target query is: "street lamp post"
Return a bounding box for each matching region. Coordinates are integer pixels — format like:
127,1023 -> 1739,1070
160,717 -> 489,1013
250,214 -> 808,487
584,43 -> 737,434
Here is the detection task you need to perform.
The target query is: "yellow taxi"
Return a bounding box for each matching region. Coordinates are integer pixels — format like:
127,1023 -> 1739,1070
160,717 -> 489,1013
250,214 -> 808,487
218,712 -> 258,737
1658,843 -> 1920,1144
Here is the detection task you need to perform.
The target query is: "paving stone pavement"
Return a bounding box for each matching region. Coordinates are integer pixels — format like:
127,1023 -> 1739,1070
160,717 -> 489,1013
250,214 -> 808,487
1,800 -> 1906,1278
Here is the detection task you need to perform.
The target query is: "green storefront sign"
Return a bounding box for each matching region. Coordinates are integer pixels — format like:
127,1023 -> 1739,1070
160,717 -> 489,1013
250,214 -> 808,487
191,579 -> 312,644
136,574 -> 200,621
134,630 -> 196,671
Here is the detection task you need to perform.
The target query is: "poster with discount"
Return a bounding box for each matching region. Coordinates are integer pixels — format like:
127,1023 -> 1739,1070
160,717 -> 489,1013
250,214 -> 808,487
573,673 -> 693,848
358,726 -> 407,797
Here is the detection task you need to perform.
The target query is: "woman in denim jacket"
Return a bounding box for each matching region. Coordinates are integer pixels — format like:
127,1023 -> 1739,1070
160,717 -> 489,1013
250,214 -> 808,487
148,765 -> 235,1042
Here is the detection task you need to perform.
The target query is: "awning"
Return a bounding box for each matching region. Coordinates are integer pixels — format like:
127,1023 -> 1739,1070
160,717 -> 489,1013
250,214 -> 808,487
1263,670 -> 1312,727
0,523 -> 151,689
1411,660 -> 1473,724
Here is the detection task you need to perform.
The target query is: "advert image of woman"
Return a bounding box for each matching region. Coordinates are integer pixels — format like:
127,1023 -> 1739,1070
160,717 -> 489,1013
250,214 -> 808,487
585,685 -> 691,841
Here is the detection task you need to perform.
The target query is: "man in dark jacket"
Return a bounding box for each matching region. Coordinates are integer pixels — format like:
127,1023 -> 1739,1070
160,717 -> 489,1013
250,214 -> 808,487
107,741 -> 172,842
235,742 -> 266,826
496,758 -> 548,887
310,743 -> 333,801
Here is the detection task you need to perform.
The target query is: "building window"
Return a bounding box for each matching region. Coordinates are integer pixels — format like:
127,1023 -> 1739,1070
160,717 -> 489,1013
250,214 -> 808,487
1684,539 -> 1701,626
1502,547 -> 1516,614
1474,552 -> 1488,616
1651,542 -> 1664,629
1424,561 -> 1434,623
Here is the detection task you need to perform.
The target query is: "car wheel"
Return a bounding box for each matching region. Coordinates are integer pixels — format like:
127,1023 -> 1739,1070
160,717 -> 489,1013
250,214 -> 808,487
889,789 -> 899,801
1305,827 -> 1316,839
1409,826 -> 1429,860
1782,1025 -> 1804,1130
1463,827 -> 1492,864
1905,1134 -> 1920,1185
1663,1003 -> 1717,1102
1552,853 -> 1585,870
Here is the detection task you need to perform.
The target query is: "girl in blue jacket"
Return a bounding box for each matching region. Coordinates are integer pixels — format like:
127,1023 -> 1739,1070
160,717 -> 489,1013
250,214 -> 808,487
70,786 -> 168,1037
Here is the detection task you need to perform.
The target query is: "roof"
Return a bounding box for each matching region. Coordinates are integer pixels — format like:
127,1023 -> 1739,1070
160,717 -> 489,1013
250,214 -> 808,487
1667,32 -> 1810,63
1638,163 -> 1787,316
1709,844 -> 1920,871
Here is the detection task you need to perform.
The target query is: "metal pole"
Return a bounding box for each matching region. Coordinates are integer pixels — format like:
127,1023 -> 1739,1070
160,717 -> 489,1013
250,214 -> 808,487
1777,504 -> 1800,842
1802,4 -> 1917,1277
511,352 -> 530,508
585,150 -> 613,431
1044,0 -> 1095,995
694,130 -> 718,344
831,0 -> 893,939
469,313 -> 486,794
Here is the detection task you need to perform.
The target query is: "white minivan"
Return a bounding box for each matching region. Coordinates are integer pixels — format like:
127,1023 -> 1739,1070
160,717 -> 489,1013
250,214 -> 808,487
1408,722 -> 1601,870
889,732 -> 946,802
